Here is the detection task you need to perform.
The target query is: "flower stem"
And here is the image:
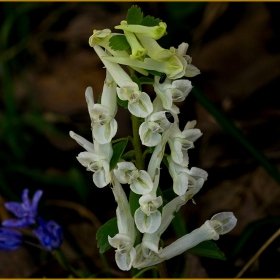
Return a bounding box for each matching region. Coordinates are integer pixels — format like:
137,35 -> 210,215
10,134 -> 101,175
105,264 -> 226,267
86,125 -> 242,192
157,261 -> 169,278
52,249 -> 81,278
131,114 -> 144,170
132,266 -> 158,278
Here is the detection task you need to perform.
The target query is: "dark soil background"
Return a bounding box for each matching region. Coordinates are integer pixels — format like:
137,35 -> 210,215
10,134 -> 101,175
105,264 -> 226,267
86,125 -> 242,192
0,2 -> 280,278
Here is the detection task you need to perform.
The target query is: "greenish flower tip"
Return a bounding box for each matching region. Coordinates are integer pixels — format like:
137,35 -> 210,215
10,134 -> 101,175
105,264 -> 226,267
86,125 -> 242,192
89,29 -> 111,47
115,21 -> 167,40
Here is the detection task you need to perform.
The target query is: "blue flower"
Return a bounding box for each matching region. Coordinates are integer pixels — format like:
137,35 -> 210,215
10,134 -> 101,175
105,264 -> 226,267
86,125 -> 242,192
33,218 -> 63,251
2,189 -> 43,228
0,227 -> 23,251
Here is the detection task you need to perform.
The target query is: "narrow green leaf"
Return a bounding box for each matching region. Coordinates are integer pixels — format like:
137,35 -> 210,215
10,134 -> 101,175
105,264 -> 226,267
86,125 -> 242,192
117,95 -> 128,109
126,5 -> 143,25
171,211 -> 187,236
141,15 -> 161,27
145,69 -> 163,76
96,217 -> 118,254
110,138 -> 129,170
139,76 -> 154,85
131,75 -> 142,91
109,35 -> 130,51
129,191 -> 141,216
186,241 -> 227,260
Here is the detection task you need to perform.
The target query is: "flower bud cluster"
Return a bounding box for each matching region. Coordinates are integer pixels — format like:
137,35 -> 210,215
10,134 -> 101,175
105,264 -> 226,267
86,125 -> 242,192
70,6 -> 237,271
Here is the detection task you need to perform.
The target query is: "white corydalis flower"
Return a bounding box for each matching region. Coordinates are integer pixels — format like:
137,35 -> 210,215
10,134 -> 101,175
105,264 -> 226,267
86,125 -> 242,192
168,157 -> 208,196
115,21 -> 167,40
102,42 -> 199,80
154,75 -> 193,114
134,193 -> 162,234
85,74 -> 117,144
140,174 -> 208,258
134,172 -> 163,234
139,98 -> 173,147
133,212 -> 237,269
168,120 -> 202,167
139,111 -> 171,147
108,175 -> 136,271
69,131 -> 112,188
89,29 -> 148,76
93,45 -> 153,118
113,162 -> 153,195
177,42 -> 200,77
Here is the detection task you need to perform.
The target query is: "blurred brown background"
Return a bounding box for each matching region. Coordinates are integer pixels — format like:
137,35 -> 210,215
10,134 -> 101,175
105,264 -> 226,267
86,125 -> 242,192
0,2 -> 280,278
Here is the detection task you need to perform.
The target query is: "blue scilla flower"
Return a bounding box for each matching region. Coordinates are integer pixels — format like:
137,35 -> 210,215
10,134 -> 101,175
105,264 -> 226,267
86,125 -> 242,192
2,189 -> 43,228
33,218 -> 63,251
0,227 -> 23,251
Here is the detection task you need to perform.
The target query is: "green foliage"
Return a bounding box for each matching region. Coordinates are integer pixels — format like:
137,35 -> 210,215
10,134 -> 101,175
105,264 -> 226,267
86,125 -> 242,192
186,241 -> 227,261
96,217 -> 118,254
139,76 -> 154,85
131,75 -> 142,91
129,191 -> 141,216
141,15 -> 162,27
126,5 -> 143,25
110,137 -> 129,170
109,35 -> 130,51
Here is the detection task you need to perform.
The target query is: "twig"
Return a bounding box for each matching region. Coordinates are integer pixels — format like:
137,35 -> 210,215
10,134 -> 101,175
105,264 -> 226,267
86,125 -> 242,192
235,228 -> 280,278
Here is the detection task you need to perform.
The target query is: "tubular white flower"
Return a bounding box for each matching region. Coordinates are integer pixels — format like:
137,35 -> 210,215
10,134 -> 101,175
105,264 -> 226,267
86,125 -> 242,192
133,212 -> 237,269
69,131 -> 112,188
136,33 -> 175,62
85,81 -> 117,144
168,157 -> 208,196
177,42 -> 200,77
139,98 -> 172,147
93,45 -> 153,118
123,30 -> 147,61
89,29 -> 148,76
115,21 -> 167,40
109,175 -> 136,271
102,55 -> 186,80
113,162 -> 153,195
168,121 -> 202,167
134,193 -> 163,234
154,76 -> 193,113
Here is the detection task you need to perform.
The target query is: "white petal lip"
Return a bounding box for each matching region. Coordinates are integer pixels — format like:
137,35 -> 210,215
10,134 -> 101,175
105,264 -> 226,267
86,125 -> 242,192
211,212 -> 237,235
134,208 -> 161,233
92,119 -> 117,144
130,170 -> 153,195
128,91 -> 153,118
115,247 -> 136,271
139,122 -> 161,147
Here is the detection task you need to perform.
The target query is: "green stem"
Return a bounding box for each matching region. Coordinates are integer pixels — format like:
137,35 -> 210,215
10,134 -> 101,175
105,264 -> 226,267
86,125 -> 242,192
52,249 -> 81,278
132,266 -> 158,278
131,114 -> 144,170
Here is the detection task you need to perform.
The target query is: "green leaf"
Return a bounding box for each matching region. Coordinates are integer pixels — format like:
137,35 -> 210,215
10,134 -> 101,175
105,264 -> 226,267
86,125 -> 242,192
131,75 -> 142,91
117,95 -> 128,109
141,15 -> 161,27
129,191 -> 141,216
139,76 -> 154,85
145,69 -> 163,76
122,150 -> 135,161
172,211 -> 188,236
96,217 -> 118,254
110,138 -> 129,170
126,5 -> 143,25
109,35 -> 130,51
186,241 -> 227,261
